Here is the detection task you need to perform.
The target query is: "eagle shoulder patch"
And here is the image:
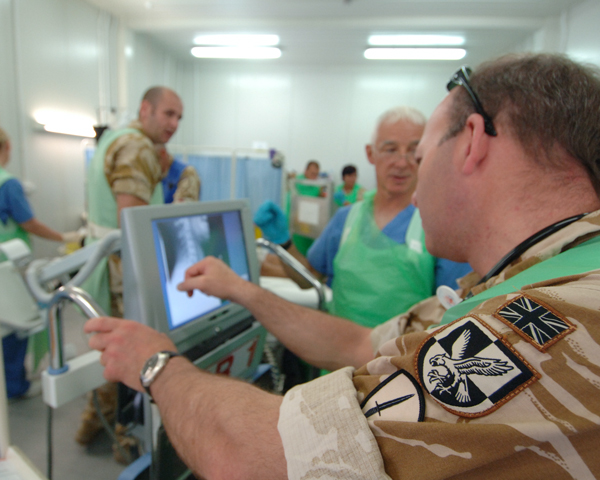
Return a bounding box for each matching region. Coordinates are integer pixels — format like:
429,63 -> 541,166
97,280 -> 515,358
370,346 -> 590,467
416,316 -> 540,417
493,294 -> 575,351
361,369 -> 425,423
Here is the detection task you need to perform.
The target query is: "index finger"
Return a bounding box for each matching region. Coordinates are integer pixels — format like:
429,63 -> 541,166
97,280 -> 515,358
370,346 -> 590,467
84,316 -> 121,335
184,258 -> 210,281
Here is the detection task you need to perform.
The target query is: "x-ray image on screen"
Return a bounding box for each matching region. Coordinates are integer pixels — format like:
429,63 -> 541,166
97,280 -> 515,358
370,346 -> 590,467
151,211 -> 249,330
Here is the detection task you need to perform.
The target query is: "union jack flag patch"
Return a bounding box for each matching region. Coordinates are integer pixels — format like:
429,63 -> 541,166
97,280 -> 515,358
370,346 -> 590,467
494,294 -> 575,351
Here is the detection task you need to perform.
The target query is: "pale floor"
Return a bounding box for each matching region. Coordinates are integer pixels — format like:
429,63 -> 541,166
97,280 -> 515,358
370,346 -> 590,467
7,304 -> 127,480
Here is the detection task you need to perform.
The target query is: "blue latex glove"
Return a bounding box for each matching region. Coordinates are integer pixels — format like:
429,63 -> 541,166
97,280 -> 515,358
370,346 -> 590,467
254,200 -> 290,244
333,190 -> 346,206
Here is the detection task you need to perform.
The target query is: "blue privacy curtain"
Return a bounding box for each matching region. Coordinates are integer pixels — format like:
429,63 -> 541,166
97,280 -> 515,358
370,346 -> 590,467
178,153 -> 232,202
86,144 -> 281,211
234,155 -> 282,215
176,151 -> 282,214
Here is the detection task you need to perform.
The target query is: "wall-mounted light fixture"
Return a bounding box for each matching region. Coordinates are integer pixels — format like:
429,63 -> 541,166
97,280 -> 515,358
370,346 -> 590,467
33,110 -> 96,138
191,34 -> 281,59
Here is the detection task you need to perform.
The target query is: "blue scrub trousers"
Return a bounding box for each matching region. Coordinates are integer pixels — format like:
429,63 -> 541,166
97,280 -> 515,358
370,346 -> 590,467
2,333 -> 30,398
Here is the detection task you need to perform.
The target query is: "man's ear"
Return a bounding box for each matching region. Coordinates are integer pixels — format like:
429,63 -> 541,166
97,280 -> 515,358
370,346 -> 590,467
139,99 -> 152,120
462,113 -> 491,175
366,144 -> 375,166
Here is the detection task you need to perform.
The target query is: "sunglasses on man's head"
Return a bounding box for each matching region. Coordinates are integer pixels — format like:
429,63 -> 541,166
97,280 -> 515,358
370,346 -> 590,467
447,66 -> 498,137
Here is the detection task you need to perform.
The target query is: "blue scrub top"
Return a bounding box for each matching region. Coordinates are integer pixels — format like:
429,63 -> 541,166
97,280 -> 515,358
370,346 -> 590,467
0,178 -> 34,225
307,203 -> 471,289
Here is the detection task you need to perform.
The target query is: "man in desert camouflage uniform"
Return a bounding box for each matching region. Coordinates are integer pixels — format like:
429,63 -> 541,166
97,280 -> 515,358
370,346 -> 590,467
78,86 -> 183,454
155,143 -> 201,203
84,86 -> 183,316
85,53 -> 600,479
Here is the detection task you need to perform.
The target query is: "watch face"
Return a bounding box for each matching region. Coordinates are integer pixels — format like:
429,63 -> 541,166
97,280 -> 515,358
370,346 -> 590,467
141,353 -> 164,387
146,356 -> 159,370
141,351 -> 179,389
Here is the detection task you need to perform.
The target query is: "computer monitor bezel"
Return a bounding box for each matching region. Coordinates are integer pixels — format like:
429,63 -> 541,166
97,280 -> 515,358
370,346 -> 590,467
121,199 -> 260,354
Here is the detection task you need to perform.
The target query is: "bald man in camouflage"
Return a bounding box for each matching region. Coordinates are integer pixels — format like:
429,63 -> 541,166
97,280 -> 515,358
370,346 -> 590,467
78,87 -> 183,460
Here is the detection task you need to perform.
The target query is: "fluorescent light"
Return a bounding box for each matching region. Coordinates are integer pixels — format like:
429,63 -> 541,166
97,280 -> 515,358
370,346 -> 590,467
33,110 -> 96,138
193,34 -> 280,47
364,48 -> 466,61
368,34 -> 465,46
42,123 -> 96,137
191,46 -> 282,59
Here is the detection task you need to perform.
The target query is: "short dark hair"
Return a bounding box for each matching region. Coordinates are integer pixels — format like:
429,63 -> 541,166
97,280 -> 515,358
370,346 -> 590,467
305,160 -> 320,170
444,53 -> 600,194
342,165 -> 357,177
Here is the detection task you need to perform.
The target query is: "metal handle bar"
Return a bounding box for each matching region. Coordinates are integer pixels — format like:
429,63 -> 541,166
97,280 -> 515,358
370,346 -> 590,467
256,238 -> 327,311
26,230 -> 121,305
47,285 -> 105,372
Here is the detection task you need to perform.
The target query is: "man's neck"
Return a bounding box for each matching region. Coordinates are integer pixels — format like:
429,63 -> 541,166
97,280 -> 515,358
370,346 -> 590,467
454,140 -> 600,277
469,202 -> 600,278
372,190 -> 413,230
130,119 -> 153,143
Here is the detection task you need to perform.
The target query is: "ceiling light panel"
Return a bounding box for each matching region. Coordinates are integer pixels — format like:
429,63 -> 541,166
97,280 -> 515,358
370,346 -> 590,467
191,46 -> 282,59
364,48 -> 466,61
368,35 -> 465,46
193,34 -> 280,47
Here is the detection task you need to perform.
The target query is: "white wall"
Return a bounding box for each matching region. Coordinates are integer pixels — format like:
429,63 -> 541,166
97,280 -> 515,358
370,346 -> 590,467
128,53 -> 457,191
0,0 -> 23,177
4,0 -> 600,259
562,0 -> 600,66
123,1 -> 600,195
0,0 -> 116,257
513,0 -> 600,67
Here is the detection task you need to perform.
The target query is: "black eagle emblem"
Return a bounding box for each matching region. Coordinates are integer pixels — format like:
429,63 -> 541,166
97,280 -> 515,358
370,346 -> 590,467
427,330 -> 514,403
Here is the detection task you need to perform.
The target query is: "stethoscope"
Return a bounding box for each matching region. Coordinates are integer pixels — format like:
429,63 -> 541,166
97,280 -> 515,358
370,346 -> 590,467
437,212 -> 588,309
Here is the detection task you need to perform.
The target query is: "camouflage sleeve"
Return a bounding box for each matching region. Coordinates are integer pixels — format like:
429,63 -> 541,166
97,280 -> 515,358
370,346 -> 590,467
278,367 -> 392,479
370,295 -> 448,354
354,270 -> 600,479
173,165 -> 201,203
104,132 -> 162,203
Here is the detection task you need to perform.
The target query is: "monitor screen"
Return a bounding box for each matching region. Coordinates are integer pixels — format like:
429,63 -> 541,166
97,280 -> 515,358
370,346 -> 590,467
121,200 -> 260,353
151,210 -> 249,331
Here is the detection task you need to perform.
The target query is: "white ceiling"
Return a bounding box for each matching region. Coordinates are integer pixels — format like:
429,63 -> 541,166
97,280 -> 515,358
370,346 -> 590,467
85,0 -> 586,65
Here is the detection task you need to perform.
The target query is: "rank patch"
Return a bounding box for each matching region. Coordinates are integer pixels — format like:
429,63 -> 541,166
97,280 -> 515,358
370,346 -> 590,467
417,317 -> 539,417
494,294 -> 575,351
361,370 -> 424,423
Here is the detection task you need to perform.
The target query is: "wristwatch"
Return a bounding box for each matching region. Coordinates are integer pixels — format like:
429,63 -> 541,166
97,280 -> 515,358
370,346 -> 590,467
140,350 -> 181,401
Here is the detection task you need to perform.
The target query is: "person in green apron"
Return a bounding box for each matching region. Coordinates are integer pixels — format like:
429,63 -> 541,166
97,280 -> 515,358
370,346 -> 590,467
286,160 -> 326,256
257,107 -> 471,329
77,87 -> 183,458
0,127 -> 80,399
333,164 -> 365,207
256,107 -> 471,379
